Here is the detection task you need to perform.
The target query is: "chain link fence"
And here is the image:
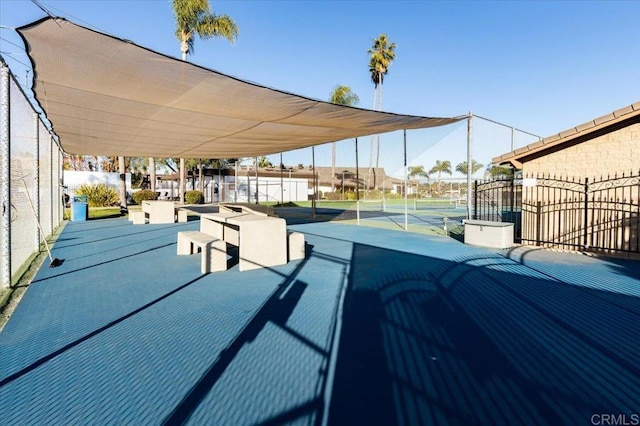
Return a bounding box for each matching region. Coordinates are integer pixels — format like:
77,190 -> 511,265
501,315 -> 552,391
1,59 -> 65,290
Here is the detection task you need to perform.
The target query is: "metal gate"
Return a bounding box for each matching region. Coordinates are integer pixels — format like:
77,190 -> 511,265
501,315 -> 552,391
474,171 -> 640,254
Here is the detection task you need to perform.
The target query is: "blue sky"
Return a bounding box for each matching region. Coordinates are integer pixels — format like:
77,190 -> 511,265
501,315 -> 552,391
1,0 -> 638,178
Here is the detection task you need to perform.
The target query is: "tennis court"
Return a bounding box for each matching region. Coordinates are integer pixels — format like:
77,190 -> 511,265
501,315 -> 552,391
1,212 -> 639,424
275,198 -> 468,237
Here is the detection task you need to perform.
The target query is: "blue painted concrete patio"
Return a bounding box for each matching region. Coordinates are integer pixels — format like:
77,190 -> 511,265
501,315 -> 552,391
1,213 -> 639,425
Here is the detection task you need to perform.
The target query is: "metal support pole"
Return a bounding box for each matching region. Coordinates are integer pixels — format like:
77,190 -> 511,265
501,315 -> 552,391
355,138 -> 360,225
246,163 -> 251,203
288,169 -> 292,203
218,166 -> 222,203
179,158 -> 185,204
466,112 -> 473,220
254,157 -> 258,204
474,180 -> 478,220
511,126 -> 515,151
312,147 -> 316,219
57,146 -> 62,225
234,161 -> 238,202
1,63 -> 11,289
50,136 -> 54,231
584,178 -> 589,249
404,129 -> 408,231
33,112 -> 40,251
280,153 -> 283,206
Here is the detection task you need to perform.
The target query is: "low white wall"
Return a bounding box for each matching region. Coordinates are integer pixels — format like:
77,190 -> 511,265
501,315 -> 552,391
63,171 -> 132,197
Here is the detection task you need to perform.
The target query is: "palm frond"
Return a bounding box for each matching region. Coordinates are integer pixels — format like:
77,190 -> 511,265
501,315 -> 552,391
171,0 -> 238,58
198,14 -> 239,42
329,85 -> 360,106
368,34 -> 396,88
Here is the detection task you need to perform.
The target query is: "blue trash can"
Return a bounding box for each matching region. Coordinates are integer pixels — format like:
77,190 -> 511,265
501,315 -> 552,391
71,195 -> 88,221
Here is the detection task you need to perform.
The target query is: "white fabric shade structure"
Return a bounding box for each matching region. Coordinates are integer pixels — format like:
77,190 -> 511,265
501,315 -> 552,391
17,17 -> 464,158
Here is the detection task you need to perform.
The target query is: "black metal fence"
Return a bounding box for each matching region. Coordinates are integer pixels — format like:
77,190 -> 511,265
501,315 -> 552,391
474,171 -> 640,254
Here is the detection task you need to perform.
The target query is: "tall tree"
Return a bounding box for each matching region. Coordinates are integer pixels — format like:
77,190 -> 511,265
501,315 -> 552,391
118,156 -> 127,213
257,156 -> 273,168
172,0 -> 238,202
488,163 -> 513,177
368,34 -> 396,172
408,165 -> 429,198
455,160 -> 484,176
149,157 -> 156,193
329,85 -> 360,192
429,160 -> 452,193
100,156 -> 118,172
408,165 -> 429,180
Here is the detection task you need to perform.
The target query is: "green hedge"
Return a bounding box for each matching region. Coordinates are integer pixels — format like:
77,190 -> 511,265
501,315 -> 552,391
74,184 -> 119,207
185,190 -> 204,204
132,189 -> 157,204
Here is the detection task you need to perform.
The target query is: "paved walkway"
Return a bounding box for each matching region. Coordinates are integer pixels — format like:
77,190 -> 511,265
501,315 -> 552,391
1,216 -> 639,425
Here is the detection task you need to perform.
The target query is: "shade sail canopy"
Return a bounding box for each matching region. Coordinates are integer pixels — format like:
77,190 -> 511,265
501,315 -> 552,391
18,17 -> 464,158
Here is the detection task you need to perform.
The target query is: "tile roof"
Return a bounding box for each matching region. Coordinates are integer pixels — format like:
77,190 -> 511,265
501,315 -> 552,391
493,102 -> 640,167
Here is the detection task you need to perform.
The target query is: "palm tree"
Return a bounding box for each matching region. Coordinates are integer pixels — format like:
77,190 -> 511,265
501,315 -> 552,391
149,157 -> 156,193
429,160 -> 452,194
329,85 -> 359,193
118,156 -> 127,212
368,34 -> 396,172
257,156 -> 273,168
455,160 -> 484,176
172,0 -> 238,202
329,85 -> 360,106
408,165 -> 429,198
489,165 -> 513,177
172,0 -> 239,61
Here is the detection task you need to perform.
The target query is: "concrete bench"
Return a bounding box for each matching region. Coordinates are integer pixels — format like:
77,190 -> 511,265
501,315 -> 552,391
142,200 -> 177,224
287,231 -> 305,261
177,231 -> 227,273
129,211 -> 146,225
219,203 -> 275,217
200,207 -> 288,271
177,209 -> 188,223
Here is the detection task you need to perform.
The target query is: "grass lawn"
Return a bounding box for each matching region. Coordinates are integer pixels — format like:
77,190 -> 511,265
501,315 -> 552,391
64,206 -> 124,220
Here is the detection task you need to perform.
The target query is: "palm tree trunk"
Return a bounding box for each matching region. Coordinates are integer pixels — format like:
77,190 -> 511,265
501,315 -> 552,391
198,159 -> 203,195
180,38 -> 188,61
118,156 -> 127,212
149,157 -> 156,193
179,36 -> 188,203
368,87 -> 377,191
375,82 -> 383,172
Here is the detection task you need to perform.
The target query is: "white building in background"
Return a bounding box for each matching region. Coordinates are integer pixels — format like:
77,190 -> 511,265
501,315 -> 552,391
154,173 -> 310,203
225,175 -> 309,203
63,166 -> 313,204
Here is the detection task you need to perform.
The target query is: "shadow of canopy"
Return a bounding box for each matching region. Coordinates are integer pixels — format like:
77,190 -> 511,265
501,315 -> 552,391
330,243 -> 640,424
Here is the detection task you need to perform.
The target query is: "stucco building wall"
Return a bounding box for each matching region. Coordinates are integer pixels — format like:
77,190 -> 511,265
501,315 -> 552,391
522,123 -> 640,178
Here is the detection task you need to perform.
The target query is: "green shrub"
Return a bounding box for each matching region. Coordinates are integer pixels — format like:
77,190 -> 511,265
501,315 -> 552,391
132,189 -> 157,205
75,184 -> 120,207
345,191 -> 357,201
363,189 -> 382,199
185,190 -> 204,204
325,191 -> 341,201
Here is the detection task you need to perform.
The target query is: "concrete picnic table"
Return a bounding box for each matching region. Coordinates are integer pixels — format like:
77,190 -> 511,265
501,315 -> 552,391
200,211 -> 287,272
